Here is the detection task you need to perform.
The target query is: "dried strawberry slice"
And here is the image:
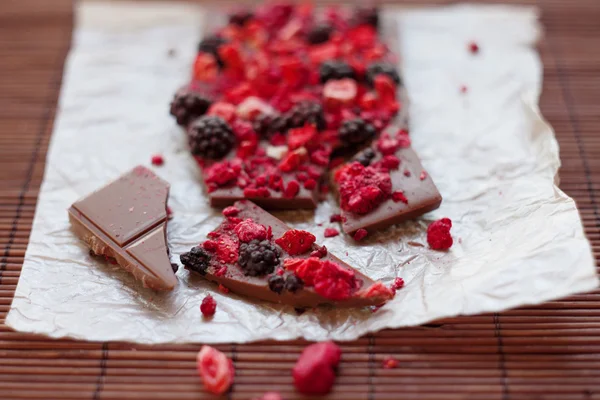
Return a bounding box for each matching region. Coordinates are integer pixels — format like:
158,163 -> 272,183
196,346 -> 234,395
275,229 -> 316,256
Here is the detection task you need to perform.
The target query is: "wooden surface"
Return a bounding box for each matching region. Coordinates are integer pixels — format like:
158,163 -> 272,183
1,0 -> 600,399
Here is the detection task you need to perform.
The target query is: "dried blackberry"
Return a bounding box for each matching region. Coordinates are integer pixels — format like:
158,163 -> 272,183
285,275 -> 304,293
229,10 -> 254,26
187,116 -> 235,159
253,113 -> 290,138
355,148 -> 377,166
268,275 -> 285,294
287,102 -> 326,130
307,24 -> 333,45
169,88 -> 212,127
366,63 -> 401,87
198,35 -> 228,67
180,246 -> 211,275
351,7 -> 379,29
319,61 -> 355,83
338,119 -> 377,146
238,240 -> 281,277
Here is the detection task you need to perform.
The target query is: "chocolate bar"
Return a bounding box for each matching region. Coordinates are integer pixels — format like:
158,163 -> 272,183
68,166 -> 177,291
332,129 -> 442,235
180,200 -> 394,308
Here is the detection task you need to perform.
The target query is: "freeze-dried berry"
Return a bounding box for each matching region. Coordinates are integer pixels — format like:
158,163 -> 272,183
197,346 -> 234,395
351,6 -> 379,29
307,24 -> 333,45
275,229 -> 316,256
354,148 -> 376,166
468,41 -> 479,54
353,228 -> 368,241
238,240 -> 281,276
382,356 -> 399,369
427,218 -> 453,250
293,342 -> 341,395
151,154 -> 164,166
285,274 -> 304,293
319,60 -> 355,83
200,295 -> 217,317
188,116 -> 235,159
287,101 -> 326,131
338,119 -> 376,147
323,78 -> 358,106
198,35 -> 228,67
180,246 -> 211,275
324,228 -> 339,238
253,113 -> 290,138
268,275 -> 285,294
234,219 -> 268,243
170,89 -> 213,126
229,10 -> 254,26
366,62 -> 401,87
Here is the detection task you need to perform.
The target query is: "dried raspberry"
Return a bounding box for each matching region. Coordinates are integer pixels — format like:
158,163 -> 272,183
200,295 -> 217,317
310,245 -> 328,258
359,91 -> 378,110
197,346 -> 234,395
193,53 -> 219,82
382,356 -> 399,369
330,214 -> 342,223
275,229 -> 316,256
204,160 -> 241,189
468,41 -> 479,54
218,284 -> 230,294
374,74 -> 396,101
303,179 -> 317,190
222,207 -> 239,218
337,162 -> 392,214
392,191 -> 408,204
310,147 -> 331,166
391,277 -> 405,292
225,82 -> 255,105
353,228 -> 368,241
323,78 -> 357,107
151,154 -> 164,166
218,42 -> 245,72
204,234 -> 238,264
324,228 -> 339,238
283,180 -> 300,198
243,187 -> 271,198
404,170 -> 411,177
427,218 -> 453,250
214,266 -> 227,277
236,140 -> 258,159
293,342 -> 341,395
207,102 -> 237,123
287,125 -> 317,150
378,155 -> 400,170
234,219 -> 268,242
308,42 -> 339,65
278,148 -> 308,172
359,281 -> 394,300
376,130 -> 411,155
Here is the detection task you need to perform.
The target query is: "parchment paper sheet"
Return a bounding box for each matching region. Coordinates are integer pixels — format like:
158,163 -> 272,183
6,2 -> 598,344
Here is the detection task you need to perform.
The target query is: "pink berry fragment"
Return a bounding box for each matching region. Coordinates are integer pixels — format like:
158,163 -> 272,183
196,345 -> 234,394
427,218 -> 453,250
329,214 -> 342,223
353,228 -> 368,241
200,295 -> 217,317
382,356 -> 399,369
151,154 -> 164,166
324,228 -> 339,238
293,341 -> 341,395
468,41 -> 479,54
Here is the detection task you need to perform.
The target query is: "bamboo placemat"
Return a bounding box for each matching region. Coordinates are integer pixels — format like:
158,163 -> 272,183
1,0 -> 599,399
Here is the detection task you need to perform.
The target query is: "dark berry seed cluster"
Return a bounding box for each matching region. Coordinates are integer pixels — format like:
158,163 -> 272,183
268,274 -> 304,294
307,24 -> 333,45
338,118 -> 377,147
187,116 -> 235,159
198,35 -> 228,67
253,113 -> 290,138
287,102 -> 326,131
180,246 -> 211,275
366,63 -> 401,87
239,240 -> 281,277
354,148 -> 377,166
169,89 -> 212,127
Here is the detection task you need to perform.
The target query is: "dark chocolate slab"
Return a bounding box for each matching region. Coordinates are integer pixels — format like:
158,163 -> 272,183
68,166 -> 177,291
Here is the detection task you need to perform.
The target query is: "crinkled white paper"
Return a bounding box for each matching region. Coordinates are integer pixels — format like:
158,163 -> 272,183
6,2 -> 598,344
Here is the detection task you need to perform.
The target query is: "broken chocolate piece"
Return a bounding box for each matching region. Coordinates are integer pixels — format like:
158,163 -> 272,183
334,146 -> 442,235
181,200 -> 393,308
68,166 -> 177,291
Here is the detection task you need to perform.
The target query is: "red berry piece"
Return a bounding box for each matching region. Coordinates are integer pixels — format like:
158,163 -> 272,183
207,101 -> 237,123
234,219 -> 268,242
468,41 -> 479,54
200,295 -> 217,317
196,345 -> 234,394
193,53 -> 218,82
420,170 -> 428,181
218,284 -> 230,294
427,218 -> 453,250
323,78 -> 357,107
293,341 -> 341,395
151,154 -> 164,166
303,178 -> 317,190
391,277 -> 405,292
283,180 -> 300,198
222,206 -> 239,217
330,214 -> 342,223
353,228 -> 368,241
392,191 -> 408,204
324,228 -> 339,238
382,356 -> 399,369
287,125 -> 317,150
275,229 -> 316,255
166,206 -> 173,219
309,245 -> 328,258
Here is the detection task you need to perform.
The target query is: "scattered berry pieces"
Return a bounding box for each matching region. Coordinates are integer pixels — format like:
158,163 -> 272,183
353,228 -> 368,241
293,342 -> 341,395
392,191 -> 408,204
468,41 -> 479,54
151,154 -> 164,166
324,227 -> 339,238
275,229 -> 316,255
382,356 -> 399,369
196,345 -> 234,395
427,218 -> 453,250
200,295 -> 217,317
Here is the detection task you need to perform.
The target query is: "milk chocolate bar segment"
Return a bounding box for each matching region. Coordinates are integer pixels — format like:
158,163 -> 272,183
68,166 -> 177,291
